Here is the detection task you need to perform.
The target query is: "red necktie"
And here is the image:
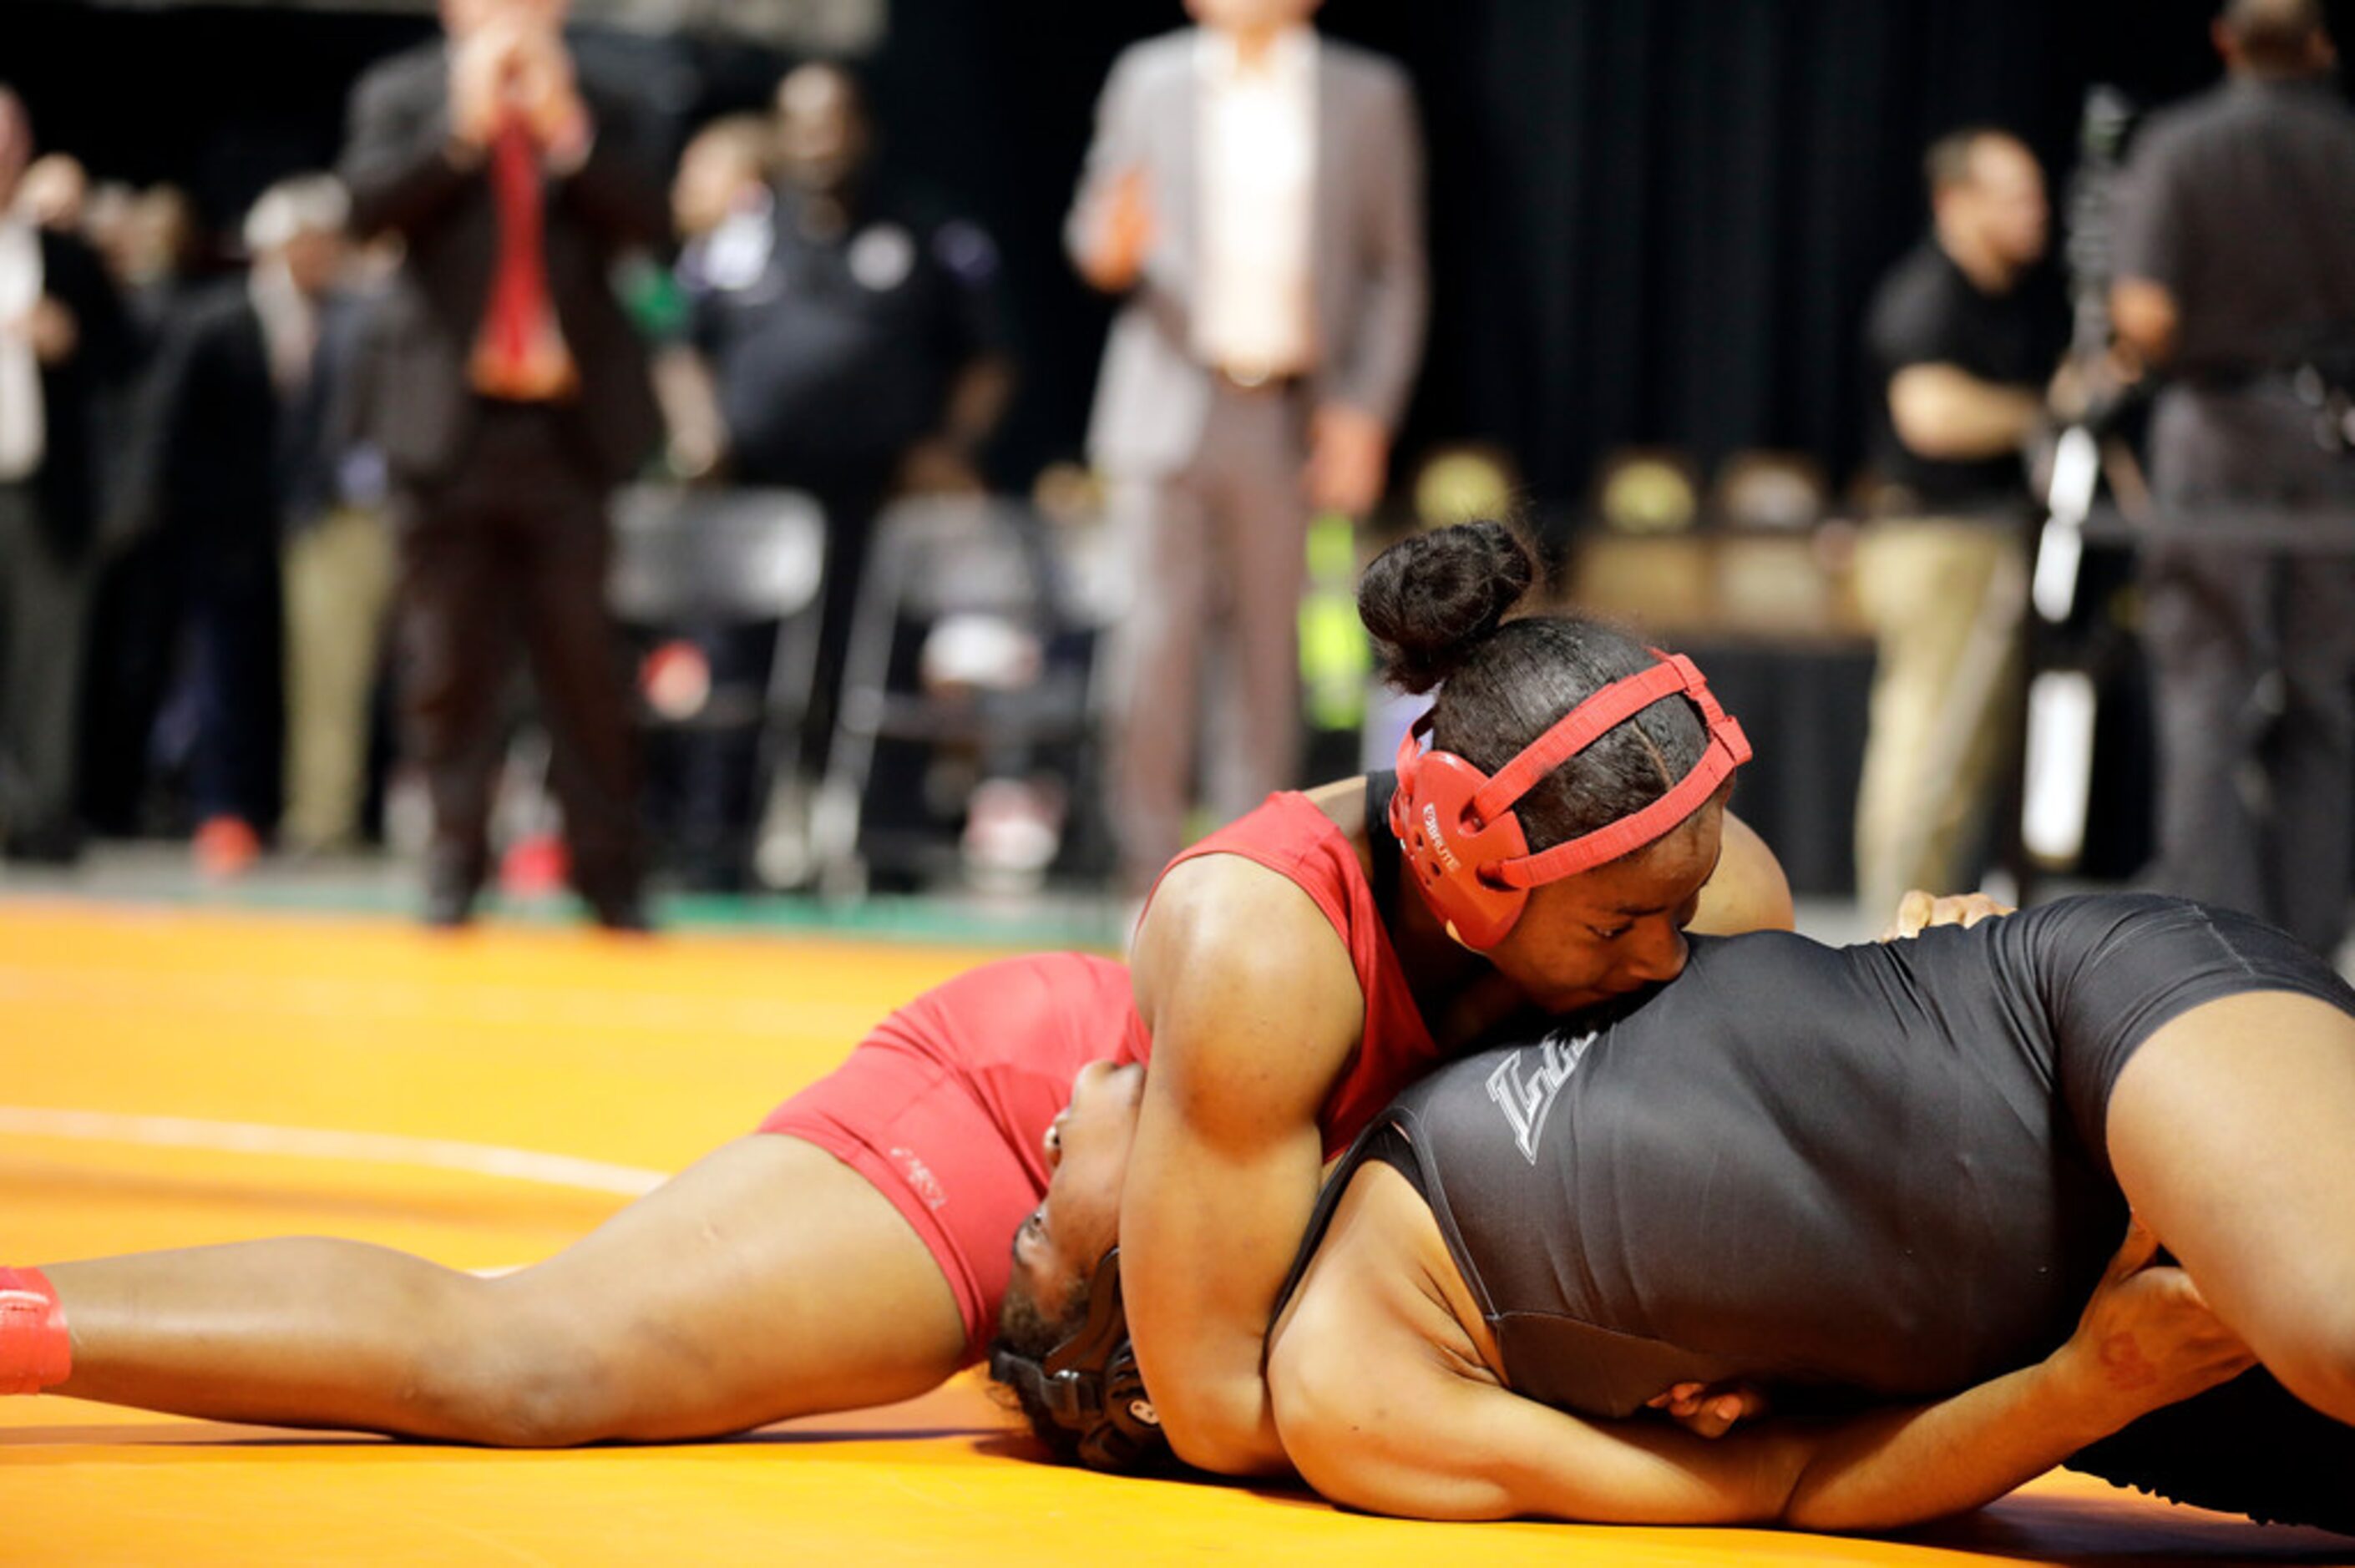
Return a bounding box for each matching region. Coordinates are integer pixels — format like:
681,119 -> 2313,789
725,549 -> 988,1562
472,114 -> 574,397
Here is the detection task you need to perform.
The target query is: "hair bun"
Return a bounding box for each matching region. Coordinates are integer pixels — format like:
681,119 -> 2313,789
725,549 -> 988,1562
1357,520 -> 1538,695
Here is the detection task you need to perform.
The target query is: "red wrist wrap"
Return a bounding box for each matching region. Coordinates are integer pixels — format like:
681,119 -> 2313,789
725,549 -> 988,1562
0,1267 -> 71,1393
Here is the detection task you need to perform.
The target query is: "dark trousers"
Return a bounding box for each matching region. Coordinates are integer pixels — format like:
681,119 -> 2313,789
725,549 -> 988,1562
81,524 -> 284,835
0,482 -> 89,844
79,525 -> 187,833
393,405 -> 642,910
185,539 -> 285,830
2140,383 -> 2355,956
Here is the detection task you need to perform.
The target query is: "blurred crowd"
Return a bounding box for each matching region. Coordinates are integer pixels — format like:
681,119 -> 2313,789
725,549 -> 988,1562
1,0 -> 2352,955
0,16 -> 1017,922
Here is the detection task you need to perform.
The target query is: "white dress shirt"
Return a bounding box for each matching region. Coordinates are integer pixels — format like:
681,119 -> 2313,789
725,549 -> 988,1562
1193,25 -> 1318,382
0,216 -> 46,481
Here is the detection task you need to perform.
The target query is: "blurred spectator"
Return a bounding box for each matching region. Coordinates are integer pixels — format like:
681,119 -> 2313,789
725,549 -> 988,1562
80,180 -> 136,268
273,187 -> 395,858
0,86 -> 130,864
655,113 -> 770,481
2110,0 -> 2355,957
1069,0 -> 1427,889
15,153 -> 87,232
672,113 -> 771,255
115,185 -> 204,345
338,0 -> 664,928
1853,128 -> 2064,915
673,63 -> 1011,885
128,175 -> 379,875
77,180 -> 214,839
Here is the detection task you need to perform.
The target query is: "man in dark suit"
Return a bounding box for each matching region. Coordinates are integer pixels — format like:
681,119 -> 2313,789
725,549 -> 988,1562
0,85 -> 130,864
129,176 -> 369,877
337,0 -> 663,928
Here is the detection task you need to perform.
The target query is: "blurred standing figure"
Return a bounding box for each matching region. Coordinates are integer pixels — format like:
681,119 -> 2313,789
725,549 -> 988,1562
338,0 -> 665,928
13,154 -> 87,233
1070,0 -> 1426,891
686,68 -> 1010,731
114,187 -> 204,350
674,66 -> 1010,884
77,180 -> 213,841
655,113 -> 767,482
1854,129 -> 2065,915
132,177 -> 381,873
277,202 -> 398,858
2110,0 -> 2355,958
0,86 -> 129,864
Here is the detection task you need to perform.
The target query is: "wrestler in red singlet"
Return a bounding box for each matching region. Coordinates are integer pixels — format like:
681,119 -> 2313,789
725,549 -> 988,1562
758,789 -> 1436,1354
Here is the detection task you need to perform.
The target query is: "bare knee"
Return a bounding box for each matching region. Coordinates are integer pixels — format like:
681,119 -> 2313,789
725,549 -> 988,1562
404,1280 -> 629,1447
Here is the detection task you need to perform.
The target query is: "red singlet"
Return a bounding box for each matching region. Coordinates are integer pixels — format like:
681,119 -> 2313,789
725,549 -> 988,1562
759,789 -> 1444,1354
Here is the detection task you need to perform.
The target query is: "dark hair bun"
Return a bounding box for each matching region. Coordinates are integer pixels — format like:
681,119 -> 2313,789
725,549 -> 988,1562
1357,520 -> 1538,695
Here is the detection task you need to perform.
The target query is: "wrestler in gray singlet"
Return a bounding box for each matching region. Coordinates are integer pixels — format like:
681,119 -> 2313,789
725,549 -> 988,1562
1292,893 -> 2355,1530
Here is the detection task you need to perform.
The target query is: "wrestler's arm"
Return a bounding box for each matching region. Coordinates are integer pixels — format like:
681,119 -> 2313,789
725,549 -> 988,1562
1120,856 -> 1367,1477
1282,1327 -> 2130,1528
1275,1207 -> 2250,1529
1270,1162 -> 1808,1523
1686,810 -> 1795,936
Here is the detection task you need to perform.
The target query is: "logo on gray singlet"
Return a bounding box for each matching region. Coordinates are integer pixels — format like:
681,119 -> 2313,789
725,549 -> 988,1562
1486,1030 -> 1594,1165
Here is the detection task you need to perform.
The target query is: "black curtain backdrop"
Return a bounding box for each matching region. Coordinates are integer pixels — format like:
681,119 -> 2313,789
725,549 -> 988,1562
16,0 -> 2352,513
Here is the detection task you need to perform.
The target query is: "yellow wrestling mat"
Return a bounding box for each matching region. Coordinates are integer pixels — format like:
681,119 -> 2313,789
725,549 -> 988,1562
3,901 -> 2350,1566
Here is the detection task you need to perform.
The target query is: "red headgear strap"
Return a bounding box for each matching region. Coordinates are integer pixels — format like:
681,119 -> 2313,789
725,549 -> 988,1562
1488,651 -> 1750,886
1391,649 -> 1751,940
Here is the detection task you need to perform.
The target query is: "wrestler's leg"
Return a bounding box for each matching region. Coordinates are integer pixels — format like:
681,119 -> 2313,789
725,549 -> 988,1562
2106,991 -> 2355,1425
41,1135 -> 965,1444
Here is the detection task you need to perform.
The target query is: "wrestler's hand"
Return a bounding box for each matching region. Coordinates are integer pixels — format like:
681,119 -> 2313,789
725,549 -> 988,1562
1643,1379 -> 1770,1439
2049,1216 -> 2256,1424
1878,888 -> 2012,942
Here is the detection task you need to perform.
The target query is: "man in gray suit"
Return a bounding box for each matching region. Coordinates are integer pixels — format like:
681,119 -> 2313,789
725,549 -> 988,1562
1070,0 -> 1426,889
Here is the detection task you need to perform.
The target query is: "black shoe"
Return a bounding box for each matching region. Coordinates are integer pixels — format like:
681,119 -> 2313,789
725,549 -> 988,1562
423,883 -> 477,930
590,893 -> 655,934
3,822 -> 85,867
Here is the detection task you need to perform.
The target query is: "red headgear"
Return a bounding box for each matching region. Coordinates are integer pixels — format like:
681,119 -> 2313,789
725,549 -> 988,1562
1389,650 -> 1752,949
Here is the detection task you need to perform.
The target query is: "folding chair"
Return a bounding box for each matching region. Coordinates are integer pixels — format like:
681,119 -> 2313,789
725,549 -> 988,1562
808,494 -> 1106,896
607,483 -> 826,886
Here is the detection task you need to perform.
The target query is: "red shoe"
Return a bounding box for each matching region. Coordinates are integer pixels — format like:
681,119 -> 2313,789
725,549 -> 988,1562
500,832 -> 570,898
193,817 -> 261,881
0,1267 -> 71,1394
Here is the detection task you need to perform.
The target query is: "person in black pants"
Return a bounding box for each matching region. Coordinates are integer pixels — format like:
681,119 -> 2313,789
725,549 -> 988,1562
674,64 -> 1010,886
124,177 -> 370,876
337,0 -> 663,928
2110,0 -> 2355,959
0,85 -> 130,865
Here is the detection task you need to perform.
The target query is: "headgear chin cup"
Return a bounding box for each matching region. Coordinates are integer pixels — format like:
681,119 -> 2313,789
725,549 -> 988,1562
989,1247 -> 1167,1474
1389,650 -> 1752,949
